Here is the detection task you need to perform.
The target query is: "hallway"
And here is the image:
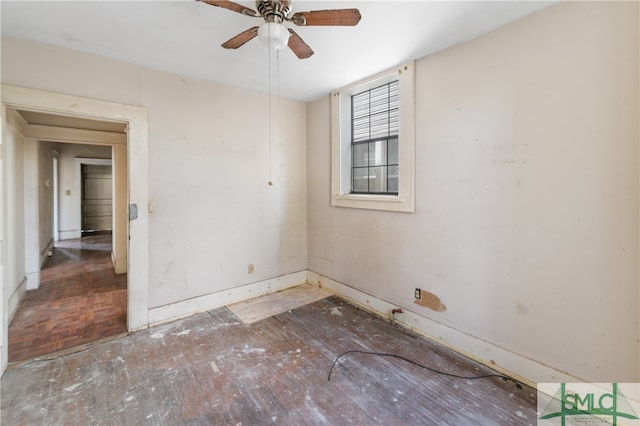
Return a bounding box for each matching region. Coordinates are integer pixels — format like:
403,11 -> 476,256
8,235 -> 127,363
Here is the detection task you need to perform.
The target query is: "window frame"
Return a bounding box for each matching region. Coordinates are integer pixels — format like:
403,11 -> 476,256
331,61 -> 415,212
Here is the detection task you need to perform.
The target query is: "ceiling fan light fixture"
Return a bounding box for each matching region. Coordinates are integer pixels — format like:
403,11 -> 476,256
258,22 -> 289,50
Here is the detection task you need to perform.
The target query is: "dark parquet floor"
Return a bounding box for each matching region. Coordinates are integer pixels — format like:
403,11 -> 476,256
7,234 -> 127,363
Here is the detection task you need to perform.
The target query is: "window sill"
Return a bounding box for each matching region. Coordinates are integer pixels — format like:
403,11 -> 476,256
332,193 -> 414,213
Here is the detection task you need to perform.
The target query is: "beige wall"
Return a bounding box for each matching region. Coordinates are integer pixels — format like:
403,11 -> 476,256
37,141 -> 55,255
1,35 -> 308,310
2,1 -> 637,384
139,70 -> 307,308
308,1 -> 638,382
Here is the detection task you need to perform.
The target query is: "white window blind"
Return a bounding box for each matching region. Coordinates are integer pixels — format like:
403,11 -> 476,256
351,81 -> 399,194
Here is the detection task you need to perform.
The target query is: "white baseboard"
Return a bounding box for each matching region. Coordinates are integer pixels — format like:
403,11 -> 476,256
8,276 -> 27,322
25,271 -> 40,290
59,230 -> 81,240
111,252 -> 127,274
39,238 -> 54,268
0,265 -> 5,376
306,270 -> 581,387
148,270 -> 308,327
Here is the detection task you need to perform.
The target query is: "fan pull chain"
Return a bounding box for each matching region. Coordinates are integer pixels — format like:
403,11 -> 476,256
267,43 -> 273,186
274,49 -> 281,182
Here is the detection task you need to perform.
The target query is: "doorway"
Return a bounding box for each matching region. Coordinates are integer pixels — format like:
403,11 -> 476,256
10,136 -> 123,363
81,163 -> 113,235
1,84 -> 150,374
8,233 -> 128,362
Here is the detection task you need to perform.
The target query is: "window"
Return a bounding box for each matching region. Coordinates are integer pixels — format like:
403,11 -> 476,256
331,62 -> 415,212
351,81 -> 399,195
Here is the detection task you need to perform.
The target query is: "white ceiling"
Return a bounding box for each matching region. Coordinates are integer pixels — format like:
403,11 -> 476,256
1,0 -> 554,102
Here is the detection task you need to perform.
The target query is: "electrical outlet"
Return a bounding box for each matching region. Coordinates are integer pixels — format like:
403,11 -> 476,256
248,264 -> 255,274
414,288 -> 421,300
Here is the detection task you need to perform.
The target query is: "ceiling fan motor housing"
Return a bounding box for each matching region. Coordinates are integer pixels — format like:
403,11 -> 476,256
256,0 -> 293,23
204,0 -> 360,59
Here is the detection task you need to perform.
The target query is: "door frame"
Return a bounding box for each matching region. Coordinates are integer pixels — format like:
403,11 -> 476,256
1,84 -> 149,374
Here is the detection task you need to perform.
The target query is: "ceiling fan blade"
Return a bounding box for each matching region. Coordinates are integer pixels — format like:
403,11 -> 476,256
221,26 -> 259,49
198,0 -> 259,17
290,9 -> 361,26
287,29 -> 314,59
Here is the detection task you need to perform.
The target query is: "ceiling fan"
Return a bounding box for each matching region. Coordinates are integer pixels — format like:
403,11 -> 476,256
198,0 -> 361,59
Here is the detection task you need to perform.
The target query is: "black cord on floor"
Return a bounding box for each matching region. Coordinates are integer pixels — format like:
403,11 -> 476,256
327,350 -> 523,389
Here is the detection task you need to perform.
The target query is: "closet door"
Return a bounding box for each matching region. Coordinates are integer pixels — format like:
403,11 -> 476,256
81,164 -> 112,234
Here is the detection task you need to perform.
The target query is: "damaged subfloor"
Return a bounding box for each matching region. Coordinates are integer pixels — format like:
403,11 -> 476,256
1,295 -> 537,425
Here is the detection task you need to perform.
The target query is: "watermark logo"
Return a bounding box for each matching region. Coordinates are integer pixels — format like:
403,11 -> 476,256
538,383 -> 640,426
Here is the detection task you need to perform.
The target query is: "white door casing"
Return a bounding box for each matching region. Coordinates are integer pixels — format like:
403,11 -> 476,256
0,84 -> 149,375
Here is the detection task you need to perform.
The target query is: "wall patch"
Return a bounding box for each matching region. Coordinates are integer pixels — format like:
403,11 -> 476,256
413,290 -> 446,311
